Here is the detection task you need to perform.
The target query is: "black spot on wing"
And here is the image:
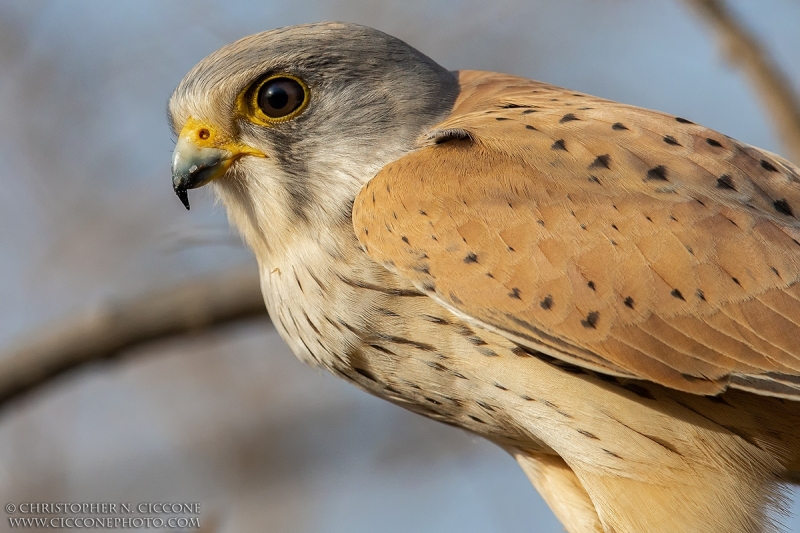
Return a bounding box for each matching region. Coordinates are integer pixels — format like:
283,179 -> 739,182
560,113 -> 579,123
589,154 -> 611,170
645,165 -> 668,181
612,122 -> 629,131
716,174 -> 736,191
551,139 -> 567,151
774,199 -> 794,217
430,128 -> 473,144
696,289 -> 706,301
581,311 -> 599,329
761,160 -> 779,172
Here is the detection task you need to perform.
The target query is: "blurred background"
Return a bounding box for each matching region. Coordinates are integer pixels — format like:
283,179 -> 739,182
1,1 -> 799,531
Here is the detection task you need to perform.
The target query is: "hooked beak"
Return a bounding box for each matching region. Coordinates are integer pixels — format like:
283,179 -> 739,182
171,117 -> 265,210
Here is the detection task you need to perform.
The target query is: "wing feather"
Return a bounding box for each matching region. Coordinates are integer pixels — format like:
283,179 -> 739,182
353,70 -> 800,398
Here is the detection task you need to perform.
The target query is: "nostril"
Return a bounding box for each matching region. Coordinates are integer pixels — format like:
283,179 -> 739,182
198,128 -> 210,140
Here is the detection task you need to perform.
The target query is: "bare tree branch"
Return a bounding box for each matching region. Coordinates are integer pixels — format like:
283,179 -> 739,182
683,0 -> 800,163
0,265 -> 268,408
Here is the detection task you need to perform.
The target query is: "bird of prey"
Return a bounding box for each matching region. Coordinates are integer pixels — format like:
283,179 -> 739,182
169,22 -> 800,533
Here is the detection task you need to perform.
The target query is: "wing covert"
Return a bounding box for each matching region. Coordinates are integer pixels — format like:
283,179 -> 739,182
353,70 -> 800,397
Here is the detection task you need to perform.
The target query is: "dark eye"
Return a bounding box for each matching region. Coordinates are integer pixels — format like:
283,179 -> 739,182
256,77 -> 306,118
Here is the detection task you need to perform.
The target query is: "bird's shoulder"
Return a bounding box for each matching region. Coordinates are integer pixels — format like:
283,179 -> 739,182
353,70 -> 800,398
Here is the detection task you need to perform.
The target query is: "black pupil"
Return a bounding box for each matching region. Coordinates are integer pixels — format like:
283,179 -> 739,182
257,78 -> 304,118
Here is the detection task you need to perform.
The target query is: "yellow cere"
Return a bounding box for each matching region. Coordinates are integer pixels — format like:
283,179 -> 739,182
179,117 -> 266,159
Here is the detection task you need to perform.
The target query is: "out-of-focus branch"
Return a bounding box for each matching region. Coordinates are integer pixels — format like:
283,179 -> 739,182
0,265 -> 268,408
683,0 -> 800,164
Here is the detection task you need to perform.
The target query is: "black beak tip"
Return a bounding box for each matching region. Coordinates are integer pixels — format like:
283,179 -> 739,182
175,186 -> 191,210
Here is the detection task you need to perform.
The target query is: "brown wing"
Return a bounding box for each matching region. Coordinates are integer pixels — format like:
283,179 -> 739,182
353,70 -> 800,398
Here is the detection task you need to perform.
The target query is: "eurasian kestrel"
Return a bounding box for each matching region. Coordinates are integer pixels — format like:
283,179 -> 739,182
169,22 -> 800,533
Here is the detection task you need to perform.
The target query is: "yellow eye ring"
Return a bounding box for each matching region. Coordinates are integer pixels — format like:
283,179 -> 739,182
239,73 -> 310,126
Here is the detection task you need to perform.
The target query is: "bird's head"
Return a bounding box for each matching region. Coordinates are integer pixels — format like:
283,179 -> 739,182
168,22 -> 458,254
